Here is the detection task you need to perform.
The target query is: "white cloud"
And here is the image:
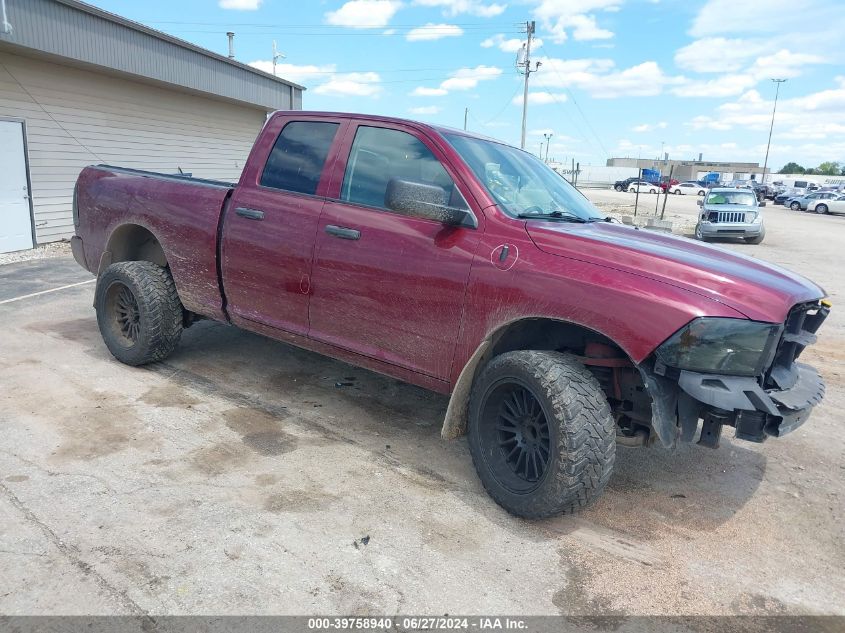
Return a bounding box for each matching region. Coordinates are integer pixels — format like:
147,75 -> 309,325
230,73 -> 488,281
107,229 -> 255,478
632,122 -> 667,132
247,61 -> 336,84
750,49 -> 827,78
325,0 -> 402,28
440,65 -> 502,91
413,0 -> 506,17
219,0 -> 262,8
383,28 -> 397,35
689,0 -> 818,37
674,37 -> 771,73
481,33 -> 542,52
672,74 -> 757,98
410,65 -> 501,97
312,72 -> 382,97
406,23 -> 464,41
533,0 -> 622,43
409,105 -> 443,114
512,92 -> 568,105
411,86 -> 449,96
532,56 -> 680,98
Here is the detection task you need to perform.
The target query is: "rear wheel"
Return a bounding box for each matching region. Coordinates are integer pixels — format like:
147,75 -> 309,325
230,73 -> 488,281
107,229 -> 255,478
467,351 -> 615,518
698,190 -> 706,196
816,204 -> 829,214
673,189 -> 681,195
95,261 -> 183,366
649,188 -> 657,194
614,184 -> 623,192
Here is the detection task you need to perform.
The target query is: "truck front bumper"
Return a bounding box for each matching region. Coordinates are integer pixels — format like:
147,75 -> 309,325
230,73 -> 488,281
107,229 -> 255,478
678,363 -> 825,441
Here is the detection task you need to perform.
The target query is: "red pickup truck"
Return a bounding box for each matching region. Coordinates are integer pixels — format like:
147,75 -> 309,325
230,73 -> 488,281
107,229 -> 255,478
71,111 -> 829,518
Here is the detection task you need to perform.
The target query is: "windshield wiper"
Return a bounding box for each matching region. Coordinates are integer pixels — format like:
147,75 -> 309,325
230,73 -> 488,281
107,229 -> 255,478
516,210 -> 589,223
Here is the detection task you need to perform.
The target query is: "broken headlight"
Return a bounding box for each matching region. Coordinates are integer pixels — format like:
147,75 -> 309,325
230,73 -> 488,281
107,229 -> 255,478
655,318 -> 781,377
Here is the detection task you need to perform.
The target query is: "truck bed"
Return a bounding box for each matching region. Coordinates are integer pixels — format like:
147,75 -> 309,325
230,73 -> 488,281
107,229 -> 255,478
74,164 -> 234,321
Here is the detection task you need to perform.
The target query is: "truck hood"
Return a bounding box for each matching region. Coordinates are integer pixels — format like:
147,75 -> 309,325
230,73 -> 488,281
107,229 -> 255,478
525,220 -> 824,323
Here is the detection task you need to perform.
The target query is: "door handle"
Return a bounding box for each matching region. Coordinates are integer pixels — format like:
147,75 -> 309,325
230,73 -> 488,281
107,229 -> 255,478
325,225 -> 360,240
235,207 -> 265,220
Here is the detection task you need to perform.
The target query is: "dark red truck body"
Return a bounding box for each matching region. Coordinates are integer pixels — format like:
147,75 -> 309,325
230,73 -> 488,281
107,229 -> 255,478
71,111 -> 828,450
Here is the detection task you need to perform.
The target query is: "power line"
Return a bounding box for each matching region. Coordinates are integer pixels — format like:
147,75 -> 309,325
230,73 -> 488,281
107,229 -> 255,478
0,62 -> 104,162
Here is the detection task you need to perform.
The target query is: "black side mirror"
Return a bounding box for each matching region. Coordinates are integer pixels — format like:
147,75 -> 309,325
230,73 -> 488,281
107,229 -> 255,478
385,179 -> 476,227
697,199 -> 703,207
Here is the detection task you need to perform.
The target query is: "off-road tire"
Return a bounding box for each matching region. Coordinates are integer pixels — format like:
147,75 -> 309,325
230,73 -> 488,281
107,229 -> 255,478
467,351 -> 615,518
744,225 -> 766,244
95,261 -> 183,366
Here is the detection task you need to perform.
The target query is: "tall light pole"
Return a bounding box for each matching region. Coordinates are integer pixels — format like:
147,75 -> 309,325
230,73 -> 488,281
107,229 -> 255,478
539,142 -> 544,159
543,132 -> 552,163
762,78 -> 787,183
517,20 -> 540,149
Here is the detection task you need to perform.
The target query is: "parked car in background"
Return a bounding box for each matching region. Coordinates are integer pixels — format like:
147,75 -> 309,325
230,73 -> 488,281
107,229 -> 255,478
628,181 -> 660,193
659,178 -> 680,192
613,177 -> 640,192
807,194 -> 845,214
775,188 -> 805,205
670,182 -> 707,196
695,188 -> 766,243
788,191 -> 841,211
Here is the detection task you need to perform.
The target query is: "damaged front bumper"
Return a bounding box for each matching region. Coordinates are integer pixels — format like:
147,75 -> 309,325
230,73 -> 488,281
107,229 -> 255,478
677,363 -> 824,443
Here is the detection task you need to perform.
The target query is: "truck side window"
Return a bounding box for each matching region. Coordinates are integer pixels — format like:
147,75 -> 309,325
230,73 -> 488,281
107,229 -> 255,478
261,121 -> 340,195
340,126 -> 468,212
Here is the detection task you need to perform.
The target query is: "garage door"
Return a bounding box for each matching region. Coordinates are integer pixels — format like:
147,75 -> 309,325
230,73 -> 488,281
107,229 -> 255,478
0,120 -> 34,254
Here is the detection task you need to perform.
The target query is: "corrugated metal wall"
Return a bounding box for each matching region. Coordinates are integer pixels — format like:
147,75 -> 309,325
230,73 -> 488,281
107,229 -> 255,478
2,0 -> 302,111
0,50 -> 267,243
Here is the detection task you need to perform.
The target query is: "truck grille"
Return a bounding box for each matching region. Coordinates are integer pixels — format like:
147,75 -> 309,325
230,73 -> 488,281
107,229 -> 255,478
765,301 -> 829,390
708,211 -> 748,223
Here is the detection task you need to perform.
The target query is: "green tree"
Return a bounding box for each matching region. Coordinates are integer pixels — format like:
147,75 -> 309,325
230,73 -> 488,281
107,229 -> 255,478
814,161 -> 841,175
778,162 -> 805,174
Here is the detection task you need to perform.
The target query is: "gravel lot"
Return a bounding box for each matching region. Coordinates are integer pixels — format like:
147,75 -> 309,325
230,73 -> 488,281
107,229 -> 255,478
0,192 -> 843,616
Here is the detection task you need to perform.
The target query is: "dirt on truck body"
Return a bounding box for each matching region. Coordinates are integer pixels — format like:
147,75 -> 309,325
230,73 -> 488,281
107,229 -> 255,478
70,110 -> 829,518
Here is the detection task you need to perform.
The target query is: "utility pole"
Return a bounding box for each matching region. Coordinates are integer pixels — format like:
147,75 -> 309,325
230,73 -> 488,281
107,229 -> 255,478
762,78 -> 787,183
543,132 -> 552,163
464,107 -> 468,131
517,20 -> 540,149
272,40 -> 285,76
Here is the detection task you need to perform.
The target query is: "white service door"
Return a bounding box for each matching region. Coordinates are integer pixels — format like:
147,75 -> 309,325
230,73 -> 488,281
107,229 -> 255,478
0,120 -> 34,253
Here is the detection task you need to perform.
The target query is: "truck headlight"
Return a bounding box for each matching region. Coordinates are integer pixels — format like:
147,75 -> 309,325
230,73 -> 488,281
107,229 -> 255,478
655,318 -> 781,376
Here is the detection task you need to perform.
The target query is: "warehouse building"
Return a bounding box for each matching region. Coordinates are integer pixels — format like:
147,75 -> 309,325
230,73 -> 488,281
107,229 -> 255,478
0,0 -> 302,254
606,157 -> 767,183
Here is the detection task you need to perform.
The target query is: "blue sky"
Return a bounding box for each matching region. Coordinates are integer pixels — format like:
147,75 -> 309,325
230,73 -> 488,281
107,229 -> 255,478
91,0 -> 844,169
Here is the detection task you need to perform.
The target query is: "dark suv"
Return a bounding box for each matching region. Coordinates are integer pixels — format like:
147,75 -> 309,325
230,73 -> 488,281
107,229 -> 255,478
613,177 -> 641,192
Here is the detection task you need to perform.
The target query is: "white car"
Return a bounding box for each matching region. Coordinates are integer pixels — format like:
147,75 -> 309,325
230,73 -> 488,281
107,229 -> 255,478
806,194 -> 845,215
627,181 -> 659,193
670,182 -> 707,196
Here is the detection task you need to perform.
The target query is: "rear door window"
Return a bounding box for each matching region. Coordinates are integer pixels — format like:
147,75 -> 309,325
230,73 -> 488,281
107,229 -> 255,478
261,121 -> 340,195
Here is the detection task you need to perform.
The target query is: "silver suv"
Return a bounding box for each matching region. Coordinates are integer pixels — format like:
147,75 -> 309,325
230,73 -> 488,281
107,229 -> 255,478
694,188 -> 765,244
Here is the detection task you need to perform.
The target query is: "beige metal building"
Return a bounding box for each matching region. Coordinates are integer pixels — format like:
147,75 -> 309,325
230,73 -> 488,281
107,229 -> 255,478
606,157 -> 767,183
0,0 -> 302,253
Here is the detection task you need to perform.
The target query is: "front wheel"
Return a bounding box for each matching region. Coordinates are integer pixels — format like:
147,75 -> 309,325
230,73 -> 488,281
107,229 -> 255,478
95,261 -> 183,366
649,188 -> 657,194
694,223 -> 710,241
673,190 -> 681,195
790,201 -> 801,211
467,351 -> 615,518
697,190 -> 706,196
614,185 -> 623,192
744,225 -> 766,244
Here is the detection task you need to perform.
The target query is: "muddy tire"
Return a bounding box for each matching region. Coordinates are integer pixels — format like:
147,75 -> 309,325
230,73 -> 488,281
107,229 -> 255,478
467,351 -> 615,518
95,261 -> 183,366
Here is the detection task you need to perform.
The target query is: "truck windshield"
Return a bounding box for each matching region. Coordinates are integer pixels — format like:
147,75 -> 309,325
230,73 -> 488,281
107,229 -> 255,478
705,191 -> 757,206
445,133 -> 604,221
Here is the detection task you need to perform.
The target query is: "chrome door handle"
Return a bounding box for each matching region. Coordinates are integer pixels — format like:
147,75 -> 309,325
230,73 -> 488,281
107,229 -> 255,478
325,225 -> 360,240
235,207 -> 265,220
